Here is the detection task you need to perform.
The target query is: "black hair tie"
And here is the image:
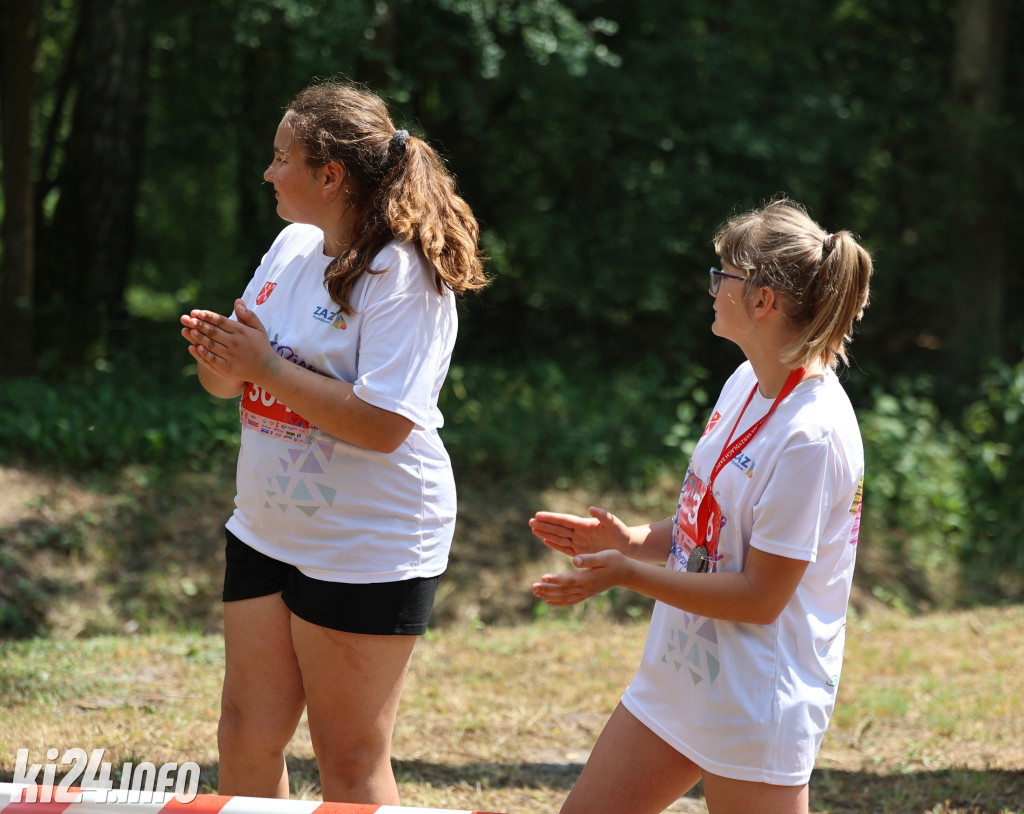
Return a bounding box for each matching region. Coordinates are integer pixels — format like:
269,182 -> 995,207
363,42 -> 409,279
389,129 -> 409,158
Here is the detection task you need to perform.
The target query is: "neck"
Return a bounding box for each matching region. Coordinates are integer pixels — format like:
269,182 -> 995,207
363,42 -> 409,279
749,346 -> 827,397
323,231 -> 350,257
749,354 -> 822,399
321,204 -> 360,258
730,304 -> 825,397
752,365 -> 793,399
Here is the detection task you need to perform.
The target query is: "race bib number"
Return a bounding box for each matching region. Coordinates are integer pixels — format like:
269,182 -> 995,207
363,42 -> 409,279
239,383 -> 311,443
670,468 -> 722,573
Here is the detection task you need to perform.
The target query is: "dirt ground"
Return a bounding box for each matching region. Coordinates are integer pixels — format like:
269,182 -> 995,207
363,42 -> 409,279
0,462 -> 667,637
0,462 -> 892,639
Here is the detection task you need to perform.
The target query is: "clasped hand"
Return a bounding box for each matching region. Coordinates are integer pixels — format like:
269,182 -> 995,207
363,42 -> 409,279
180,299 -> 272,384
529,507 -> 635,606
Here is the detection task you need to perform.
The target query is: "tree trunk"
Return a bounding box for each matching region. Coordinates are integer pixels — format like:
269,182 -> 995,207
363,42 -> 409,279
35,0 -> 149,364
949,0 -> 1011,378
0,0 -> 37,376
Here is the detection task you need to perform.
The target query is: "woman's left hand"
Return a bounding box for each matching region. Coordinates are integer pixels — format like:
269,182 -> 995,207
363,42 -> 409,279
531,549 -> 635,606
180,300 -> 273,383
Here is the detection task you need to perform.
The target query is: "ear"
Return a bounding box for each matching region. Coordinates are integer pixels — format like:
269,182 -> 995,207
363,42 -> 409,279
319,161 -> 346,196
752,286 -> 778,318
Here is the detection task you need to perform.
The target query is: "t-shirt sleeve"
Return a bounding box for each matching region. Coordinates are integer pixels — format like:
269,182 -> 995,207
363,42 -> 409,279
749,438 -> 836,563
233,224 -> 316,319
351,281 -> 453,430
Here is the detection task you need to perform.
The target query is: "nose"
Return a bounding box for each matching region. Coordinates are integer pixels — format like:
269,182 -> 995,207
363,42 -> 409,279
263,164 -> 274,183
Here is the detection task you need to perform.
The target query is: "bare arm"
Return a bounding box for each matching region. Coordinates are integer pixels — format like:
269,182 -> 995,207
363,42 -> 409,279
529,508 -> 673,563
532,546 -> 809,625
180,300 -> 413,453
194,361 -> 245,400
253,361 -> 413,453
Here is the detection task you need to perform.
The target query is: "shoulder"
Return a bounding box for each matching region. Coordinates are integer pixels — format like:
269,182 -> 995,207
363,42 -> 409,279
783,370 -> 860,448
367,241 -> 443,297
730,361 -> 756,385
265,223 -> 325,259
719,361 -> 757,399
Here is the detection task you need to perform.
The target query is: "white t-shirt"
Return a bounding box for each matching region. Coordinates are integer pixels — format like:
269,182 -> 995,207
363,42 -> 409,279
622,361 -> 864,785
224,223 -> 458,583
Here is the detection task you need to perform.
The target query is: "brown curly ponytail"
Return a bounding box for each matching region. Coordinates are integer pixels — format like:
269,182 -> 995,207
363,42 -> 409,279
284,80 -> 489,314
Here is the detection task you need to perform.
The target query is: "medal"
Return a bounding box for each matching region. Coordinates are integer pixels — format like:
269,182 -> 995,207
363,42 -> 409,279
686,545 -> 711,573
679,367 -> 806,575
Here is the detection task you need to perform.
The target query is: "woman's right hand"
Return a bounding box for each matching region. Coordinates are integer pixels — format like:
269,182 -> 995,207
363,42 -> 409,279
179,305 -> 247,399
529,507 -> 632,560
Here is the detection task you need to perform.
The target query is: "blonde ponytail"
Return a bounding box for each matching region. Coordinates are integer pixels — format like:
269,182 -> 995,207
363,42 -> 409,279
785,231 -> 872,368
713,197 -> 873,370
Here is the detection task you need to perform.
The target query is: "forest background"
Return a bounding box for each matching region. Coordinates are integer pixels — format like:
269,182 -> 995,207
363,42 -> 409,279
1,0 -> 1023,640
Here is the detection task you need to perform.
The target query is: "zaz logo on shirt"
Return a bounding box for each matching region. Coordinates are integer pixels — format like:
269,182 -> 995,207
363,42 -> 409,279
313,304 -> 347,329
731,451 -> 756,478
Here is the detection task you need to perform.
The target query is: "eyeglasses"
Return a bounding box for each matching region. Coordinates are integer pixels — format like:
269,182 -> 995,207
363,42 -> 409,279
709,267 -> 745,295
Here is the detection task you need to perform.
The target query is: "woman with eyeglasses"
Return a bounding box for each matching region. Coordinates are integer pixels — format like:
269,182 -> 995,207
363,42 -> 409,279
530,197 -> 873,814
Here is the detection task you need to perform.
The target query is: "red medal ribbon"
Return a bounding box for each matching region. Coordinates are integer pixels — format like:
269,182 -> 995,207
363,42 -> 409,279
708,367 -> 806,491
683,367 -> 805,572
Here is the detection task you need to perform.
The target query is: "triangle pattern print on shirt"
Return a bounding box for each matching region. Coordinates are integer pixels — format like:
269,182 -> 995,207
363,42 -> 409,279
660,614 -> 721,687
263,441 -> 338,517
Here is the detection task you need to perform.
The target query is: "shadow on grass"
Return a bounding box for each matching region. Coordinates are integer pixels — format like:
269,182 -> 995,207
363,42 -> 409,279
279,758 -> 1024,813
812,767 -> 1024,814
393,757 -> 585,791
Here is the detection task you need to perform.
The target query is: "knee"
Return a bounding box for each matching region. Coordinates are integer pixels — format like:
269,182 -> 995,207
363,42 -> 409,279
217,700 -> 256,757
314,735 -> 388,786
218,695 -> 298,757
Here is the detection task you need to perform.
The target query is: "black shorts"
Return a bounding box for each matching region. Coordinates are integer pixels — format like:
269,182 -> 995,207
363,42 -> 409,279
222,528 -> 439,635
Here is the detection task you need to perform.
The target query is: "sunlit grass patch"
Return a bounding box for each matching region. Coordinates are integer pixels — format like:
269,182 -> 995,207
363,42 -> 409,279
826,605 -> 1024,778
2,609 -> 1023,813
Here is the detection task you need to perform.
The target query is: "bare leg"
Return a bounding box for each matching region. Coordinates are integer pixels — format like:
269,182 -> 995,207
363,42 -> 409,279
702,770 -> 808,814
217,594 -> 306,797
560,703 -> 702,814
291,615 -> 417,804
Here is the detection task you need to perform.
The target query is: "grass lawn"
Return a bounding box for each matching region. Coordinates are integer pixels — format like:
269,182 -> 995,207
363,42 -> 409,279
2,605 -> 1023,813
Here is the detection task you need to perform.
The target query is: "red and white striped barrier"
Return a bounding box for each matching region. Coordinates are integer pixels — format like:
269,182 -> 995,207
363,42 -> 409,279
0,785 -> 502,814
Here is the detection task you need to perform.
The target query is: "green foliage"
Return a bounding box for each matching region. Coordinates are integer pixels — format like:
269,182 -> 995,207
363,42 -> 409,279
21,0 -> 1022,389
0,563 -> 47,639
3,332 -> 1024,611
0,330 -> 239,472
440,356 -> 711,490
958,358 -> 1024,596
7,0 -> 1024,614
858,379 -> 969,608
855,359 -> 1024,608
